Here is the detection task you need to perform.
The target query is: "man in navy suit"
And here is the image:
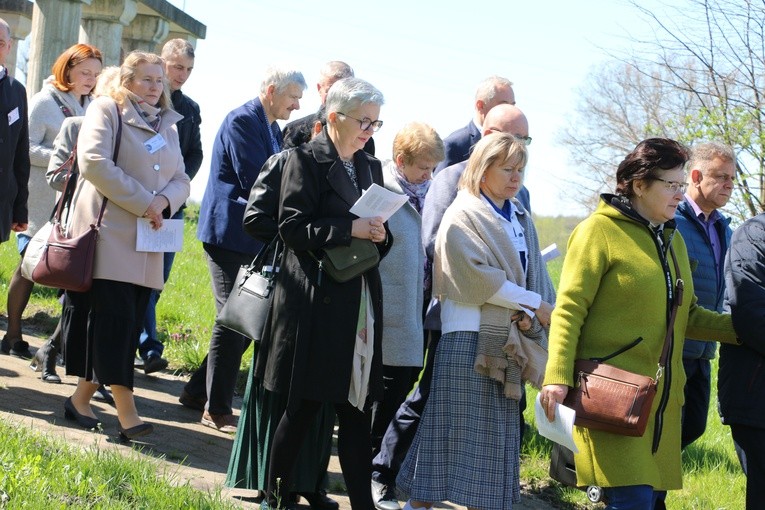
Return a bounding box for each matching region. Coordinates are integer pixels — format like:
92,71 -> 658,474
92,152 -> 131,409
180,66 -> 306,434
434,75 -> 516,173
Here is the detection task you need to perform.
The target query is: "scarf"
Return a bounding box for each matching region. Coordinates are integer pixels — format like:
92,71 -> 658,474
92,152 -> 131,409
393,164 -> 430,214
123,87 -> 161,130
434,190 -> 556,399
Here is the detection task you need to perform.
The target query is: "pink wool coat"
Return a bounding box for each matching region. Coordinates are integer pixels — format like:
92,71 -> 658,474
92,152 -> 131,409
68,96 -> 190,290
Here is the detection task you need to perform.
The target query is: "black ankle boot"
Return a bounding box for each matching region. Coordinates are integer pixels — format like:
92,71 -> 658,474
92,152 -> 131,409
30,342 -> 61,383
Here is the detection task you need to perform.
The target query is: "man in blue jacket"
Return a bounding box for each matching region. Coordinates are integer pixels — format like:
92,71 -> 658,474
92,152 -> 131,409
180,66 -> 306,433
674,141 -> 735,449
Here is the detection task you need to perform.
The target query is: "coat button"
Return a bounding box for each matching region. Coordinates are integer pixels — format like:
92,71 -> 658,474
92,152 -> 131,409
323,296 -> 331,304
153,164 -> 160,171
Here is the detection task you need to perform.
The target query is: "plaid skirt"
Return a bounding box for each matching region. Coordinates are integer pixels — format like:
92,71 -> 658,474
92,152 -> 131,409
397,330 -> 521,510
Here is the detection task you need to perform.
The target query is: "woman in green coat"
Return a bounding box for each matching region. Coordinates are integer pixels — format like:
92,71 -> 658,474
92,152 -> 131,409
540,138 -> 738,509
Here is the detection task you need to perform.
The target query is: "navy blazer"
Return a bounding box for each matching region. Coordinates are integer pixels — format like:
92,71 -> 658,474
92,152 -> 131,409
197,97 -> 282,254
434,119 -> 481,173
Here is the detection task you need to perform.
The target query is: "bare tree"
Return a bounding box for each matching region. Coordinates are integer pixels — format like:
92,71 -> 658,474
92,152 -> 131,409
560,0 -> 765,220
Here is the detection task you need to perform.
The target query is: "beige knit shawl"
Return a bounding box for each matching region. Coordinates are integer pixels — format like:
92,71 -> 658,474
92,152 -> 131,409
434,190 -> 556,399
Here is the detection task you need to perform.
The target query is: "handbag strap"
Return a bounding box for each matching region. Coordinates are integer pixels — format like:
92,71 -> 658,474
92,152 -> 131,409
247,236 -> 282,274
51,92 -> 75,118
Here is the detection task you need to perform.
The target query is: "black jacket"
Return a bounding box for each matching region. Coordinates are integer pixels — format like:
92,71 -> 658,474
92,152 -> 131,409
720,213 -> 765,427
0,71 -> 29,242
255,128 -> 391,409
171,89 -> 203,181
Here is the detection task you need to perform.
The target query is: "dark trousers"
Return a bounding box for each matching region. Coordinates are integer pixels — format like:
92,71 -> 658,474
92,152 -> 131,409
183,243 -> 253,415
731,424 -> 765,509
680,357 -> 711,450
370,364 -> 419,458
268,399 -> 373,509
371,329 -> 527,486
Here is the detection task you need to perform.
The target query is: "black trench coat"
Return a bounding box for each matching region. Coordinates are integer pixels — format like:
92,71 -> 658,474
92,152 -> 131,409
255,129 -> 391,410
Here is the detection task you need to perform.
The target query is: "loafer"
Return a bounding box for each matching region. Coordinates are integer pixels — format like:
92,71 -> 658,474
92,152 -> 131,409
118,422 -> 154,441
143,355 -> 168,375
179,389 -> 207,411
94,384 -> 114,404
201,410 -> 237,434
371,480 -> 401,510
297,490 -> 339,510
64,397 -> 101,430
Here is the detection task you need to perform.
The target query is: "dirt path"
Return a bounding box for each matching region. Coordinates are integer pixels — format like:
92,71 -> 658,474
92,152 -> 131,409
0,330 -> 556,509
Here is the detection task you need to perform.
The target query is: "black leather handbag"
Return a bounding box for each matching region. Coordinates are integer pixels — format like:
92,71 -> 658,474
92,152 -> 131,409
216,237 -> 281,343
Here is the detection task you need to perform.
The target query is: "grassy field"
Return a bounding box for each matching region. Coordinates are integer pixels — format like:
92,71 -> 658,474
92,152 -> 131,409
0,209 -> 747,508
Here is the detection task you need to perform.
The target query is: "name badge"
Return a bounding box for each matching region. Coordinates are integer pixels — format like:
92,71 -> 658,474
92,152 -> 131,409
511,233 -> 526,253
7,107 -> 19,126
144,133 -> 167,154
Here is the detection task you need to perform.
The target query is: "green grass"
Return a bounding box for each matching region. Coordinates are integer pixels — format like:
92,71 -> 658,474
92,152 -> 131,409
0,418 -> 238,509
0,210 -> 747,508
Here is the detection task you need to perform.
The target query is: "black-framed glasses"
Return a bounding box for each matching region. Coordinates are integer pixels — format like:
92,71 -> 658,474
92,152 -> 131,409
652,177 -> 688,194
337,112 -> 383,132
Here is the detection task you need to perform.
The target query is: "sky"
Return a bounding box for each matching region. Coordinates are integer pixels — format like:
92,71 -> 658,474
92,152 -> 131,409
46,0 -> 670,216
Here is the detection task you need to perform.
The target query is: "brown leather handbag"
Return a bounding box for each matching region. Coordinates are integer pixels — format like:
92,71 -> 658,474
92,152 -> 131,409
562,246 -> 683,437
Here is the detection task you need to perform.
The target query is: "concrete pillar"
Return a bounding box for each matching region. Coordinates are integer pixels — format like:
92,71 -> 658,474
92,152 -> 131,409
80,0 -> 137,67
0,10 -> 32,78
26,0 -> 90,96
122,14 -> 168,53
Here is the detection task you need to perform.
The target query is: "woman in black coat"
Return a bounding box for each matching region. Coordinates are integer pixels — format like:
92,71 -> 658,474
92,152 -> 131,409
259,77 -> 390,509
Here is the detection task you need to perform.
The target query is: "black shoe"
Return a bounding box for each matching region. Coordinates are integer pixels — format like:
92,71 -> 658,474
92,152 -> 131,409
371,480 -> 401,510
179,389 -> 207,411
297,490 -> 339,510
143,355 -> 168,375
2,337 -> 32,359
64,397 -> 101,430
117,422 -> 154,441
30,343 -> 61,383
94,384 -> 114,404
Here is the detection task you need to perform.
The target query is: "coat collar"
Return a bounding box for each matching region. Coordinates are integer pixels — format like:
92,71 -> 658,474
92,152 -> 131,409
120,99 -> 183,135
309,128 -> 374,208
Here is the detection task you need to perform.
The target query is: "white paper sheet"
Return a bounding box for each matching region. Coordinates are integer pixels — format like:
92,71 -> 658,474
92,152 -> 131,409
136,218 -> 184,252
349,183 -> 409,222
534,393 -> 579,453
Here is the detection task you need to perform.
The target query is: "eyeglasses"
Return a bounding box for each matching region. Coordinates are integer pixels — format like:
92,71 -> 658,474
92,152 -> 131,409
337,112 -> 383,132
516,135 -> 532,146
653,177 -> 688,194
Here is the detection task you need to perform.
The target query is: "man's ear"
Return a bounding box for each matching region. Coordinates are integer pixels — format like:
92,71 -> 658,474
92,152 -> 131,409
691,168 -> 703,185
267,83 -> 276,97
327,111 -> 338,123
475,99 -> 485,113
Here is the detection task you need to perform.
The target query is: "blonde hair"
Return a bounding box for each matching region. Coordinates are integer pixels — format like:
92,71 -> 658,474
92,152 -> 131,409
112,51 -> 171,109
92,65 -> 119,98
458,132 -> 528,196
392,122 -> 445,165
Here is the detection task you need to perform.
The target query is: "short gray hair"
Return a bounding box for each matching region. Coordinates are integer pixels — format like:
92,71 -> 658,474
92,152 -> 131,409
161,38 -> 195,61
325,77 -> 384,115
475,75 -> 513,102
0,18 -> 11,39
320,60 -> 354,81
686,141 -> 736,175
260,65 -> 307,94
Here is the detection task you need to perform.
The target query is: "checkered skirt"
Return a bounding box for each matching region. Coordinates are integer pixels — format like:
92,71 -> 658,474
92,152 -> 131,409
396,330 -> 521,509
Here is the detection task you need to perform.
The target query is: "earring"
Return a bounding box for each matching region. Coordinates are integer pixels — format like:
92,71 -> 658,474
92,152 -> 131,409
481,177 -> 486,183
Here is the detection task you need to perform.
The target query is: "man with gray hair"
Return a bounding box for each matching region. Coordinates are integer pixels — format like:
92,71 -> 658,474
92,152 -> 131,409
0,18 -> 31,357
434,75 -> 516,172
282,60 -> 375,155
182,66 -> 307,433
675,141 -> 735,450
137,39 -> 204,374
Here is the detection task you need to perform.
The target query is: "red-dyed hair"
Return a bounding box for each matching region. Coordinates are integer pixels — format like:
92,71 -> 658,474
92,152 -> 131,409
50,43 -> 103,92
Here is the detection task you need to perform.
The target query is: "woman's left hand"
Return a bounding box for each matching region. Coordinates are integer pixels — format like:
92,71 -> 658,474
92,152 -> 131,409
352,216 -> 386,243
511,311 -> 532,331
539,384 -> 569,422
142,195 -> 170,230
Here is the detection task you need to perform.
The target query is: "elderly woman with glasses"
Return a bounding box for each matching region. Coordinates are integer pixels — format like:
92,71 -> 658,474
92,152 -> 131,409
258,77 -> 391,509
539,138 -> 738,509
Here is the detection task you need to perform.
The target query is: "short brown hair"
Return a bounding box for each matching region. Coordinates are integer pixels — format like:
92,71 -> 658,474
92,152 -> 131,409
615,138 -> 689,198
50,44 -> 103,92
392,122 -> 445,166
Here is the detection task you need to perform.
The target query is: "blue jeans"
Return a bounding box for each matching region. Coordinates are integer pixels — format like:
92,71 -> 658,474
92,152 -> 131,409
603,485 -> 666,510
138,210 -> 182,360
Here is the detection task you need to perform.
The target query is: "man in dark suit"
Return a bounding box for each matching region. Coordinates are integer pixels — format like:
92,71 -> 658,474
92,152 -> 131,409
0,18 -> 31,358
180,66 -> 306,433
434,75 -> 516,173
282,60 -> 375,155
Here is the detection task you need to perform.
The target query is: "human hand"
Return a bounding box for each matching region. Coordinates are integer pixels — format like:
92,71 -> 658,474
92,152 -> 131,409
511,311 -> 532,331
352,216 -> 385,243
142,195 -> 170,230
534,300 -> 554,328
539,384 -> 569,422
11,222 -> 27,232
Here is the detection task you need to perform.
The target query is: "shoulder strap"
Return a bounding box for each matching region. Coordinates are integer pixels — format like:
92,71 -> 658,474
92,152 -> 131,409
658,246 -> 684,368
51,92 -> 75,118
